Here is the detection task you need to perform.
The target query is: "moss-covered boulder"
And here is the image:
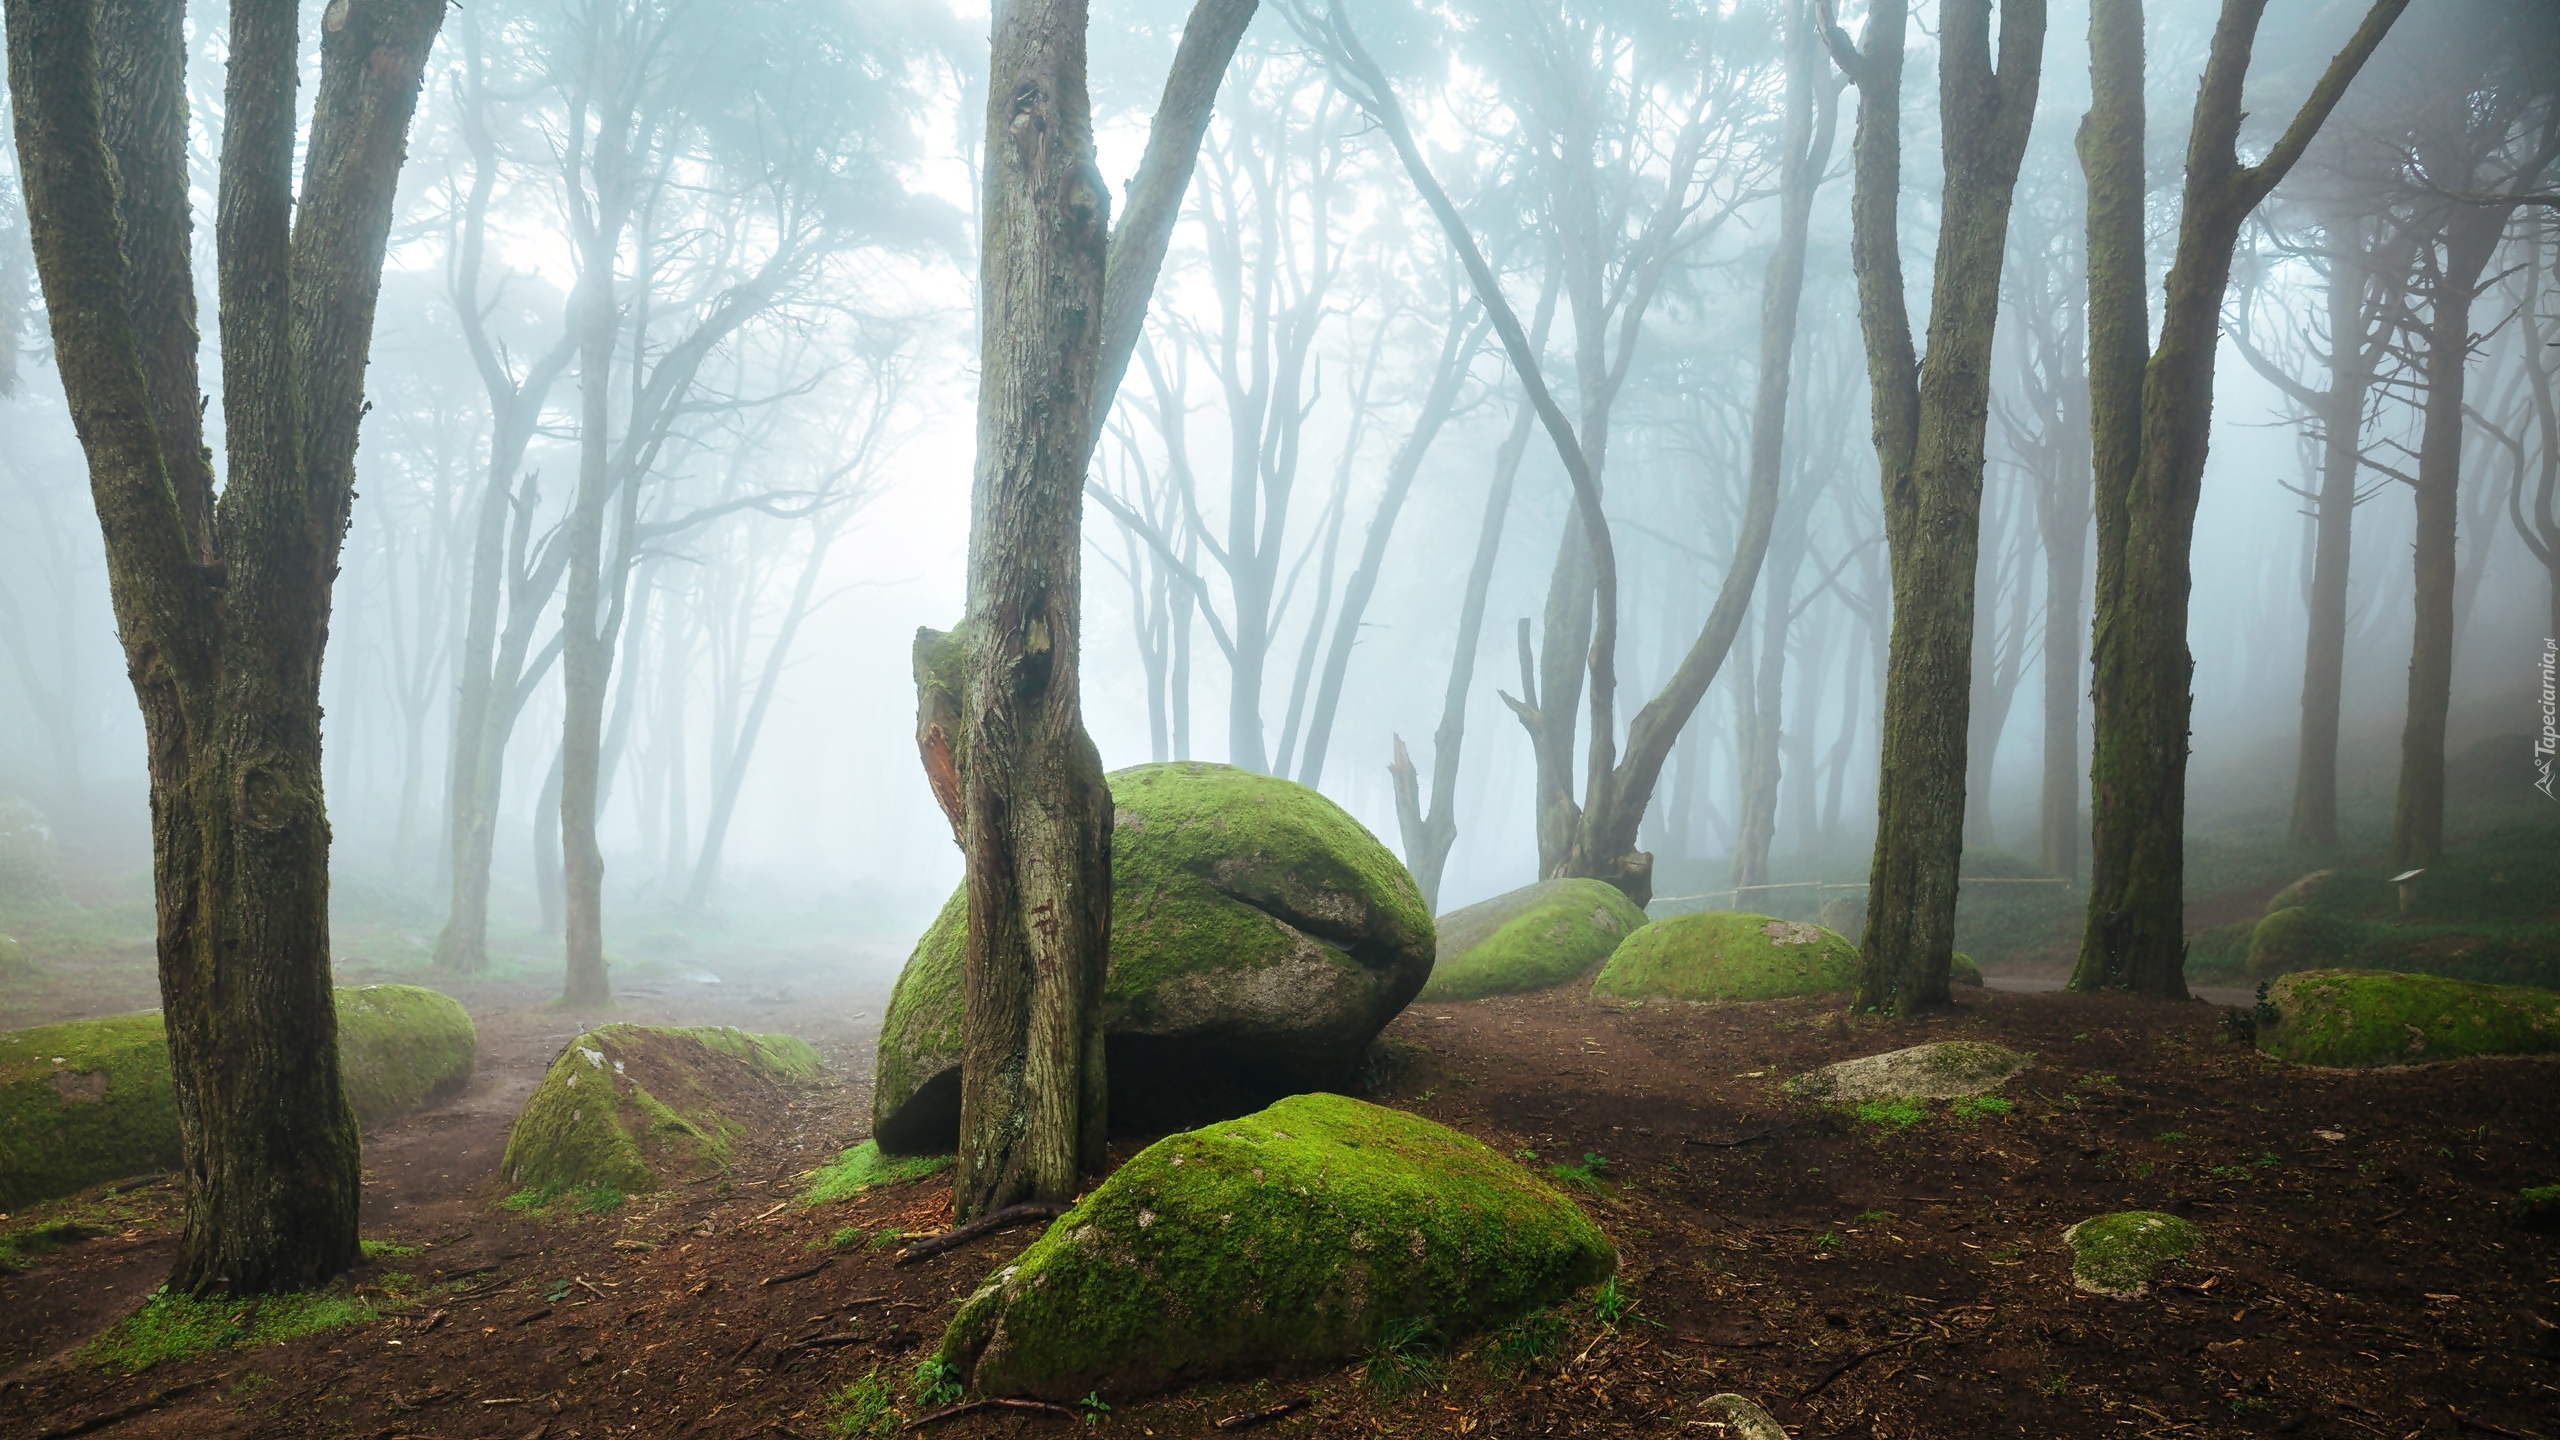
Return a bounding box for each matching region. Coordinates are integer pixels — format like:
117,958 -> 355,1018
0,1014 -> 180,1211
2245,906 -> 2367,980
2255,969 -> 2560,1067
2265,869 -> 2336,915
1950,952 -> 1984,987
1786,1040 -> 2030,1104
336,985 -> 477,1127
2063,1211 -> 2197,1298
2,986 -> 481,1210
1590,912 -> 1855,1003
939,1093 -> 1614,1399
1420,879 -> 1647,1002
500,1024 -> 819,1200
875,763 -> 1434,1151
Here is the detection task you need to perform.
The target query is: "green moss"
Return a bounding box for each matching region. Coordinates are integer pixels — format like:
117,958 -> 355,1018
827,1365 -> 905,1437
498,1024 -> 817,1202
0,1013 -> 180,1211
2255,969 -> 2560,1067
1853,1099 -> 1924,1129
877,763 -> 1434,1150
1421,879 -> 1648,1001
2063,1211 -> 2197,1297
334,985 -> 477,1128
939,1093 -> 1615,1399
1592,913 -> 1855,1003
83,1283 -> 392,1372
802,1140 -> 952,1204
2520,1185 -> 2560,1231
1949,953 -> 1984,987
2246,907 -> 2369,980
359,1239 -> 420,1260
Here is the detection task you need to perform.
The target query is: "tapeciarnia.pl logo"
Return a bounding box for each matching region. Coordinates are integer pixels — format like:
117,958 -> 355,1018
2539,637 -> 2557,802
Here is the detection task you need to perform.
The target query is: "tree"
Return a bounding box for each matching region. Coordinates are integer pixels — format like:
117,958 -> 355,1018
2503,220 -> 2560,643
2071,0 -> 2407,996
1819,0 -> 2046,1014
941,0 -> 1256,1221
6,0 -> 448,1291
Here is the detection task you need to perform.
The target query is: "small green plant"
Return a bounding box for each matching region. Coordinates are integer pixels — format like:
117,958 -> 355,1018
1853,1098 -> 1925,1129
1592,1275 -> 1646,1326
1514,1148 -> 1539,1161
544,1279 -> 573,1303
866,1228 -> 904,1252
1485,1308 -> 1566,1376
826,1366 -> 902,1437
1078,1392 -> 1111,1425
1811,1231 -> 1843,1250
1363,1316 -> 1441,1398
358,1240 -> 419,1260
2154,1131 -> 2187,1144
1856,1209 -> 1890,1223
912,1355 -> 965,1408
2039,1372 -> 2069,1398
2252,980 -> 2280,1032
2133,1162 -> 2156,1180
1950,1095 -> 2015,1121
2077,1072 -> 2117,1089
2230,1396 -> 2269,1417
1547,1153 -> 1611,1194
2254,1152 -> 2282,1169
1992,1248 -> 2020,1261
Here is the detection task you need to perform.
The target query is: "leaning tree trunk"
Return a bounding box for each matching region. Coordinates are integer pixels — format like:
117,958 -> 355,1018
1826,0 -> 2046,1014
7,0 -> 446,1293
2074,0 -> 2407,996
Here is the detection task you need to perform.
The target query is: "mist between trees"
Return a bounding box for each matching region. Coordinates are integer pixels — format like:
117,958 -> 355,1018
0,0 -> 2553,1178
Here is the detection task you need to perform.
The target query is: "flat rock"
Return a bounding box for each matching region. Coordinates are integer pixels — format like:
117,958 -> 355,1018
1786,1040 -> 2030,1104
1591,912 -> 1855,1003
1421,878 -> 1648,1001
1694,1394 -> 1790,1439
938,1093 -> 1615,1399
873,763 -> 1433,1151
2063,1211 -> 2198,1298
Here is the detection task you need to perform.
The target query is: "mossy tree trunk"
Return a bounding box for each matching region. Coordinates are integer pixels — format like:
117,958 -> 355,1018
1822,0 -> 2047,1015
6,0 -> 446,1293
2072,0 -> 2407,996
945,0 -> 1255,1221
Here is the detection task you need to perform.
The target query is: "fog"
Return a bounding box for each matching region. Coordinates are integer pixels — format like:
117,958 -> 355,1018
1,0 -> 2551,992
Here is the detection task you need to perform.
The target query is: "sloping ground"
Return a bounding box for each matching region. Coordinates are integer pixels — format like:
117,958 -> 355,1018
0,986 -> 2552,1440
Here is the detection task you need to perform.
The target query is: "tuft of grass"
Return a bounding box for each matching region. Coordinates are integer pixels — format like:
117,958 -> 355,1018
826,1366 -> 902,1437
802,1141 -> 952,1205
359,1239 -> 420,1260
2077,1073 -> 2118,1089
1592,1275 -> 1642,1324
1853,1098 -> 1925,1130
1484,1307 -> 1566,1376
1362,1316 -> 1441,1398
1949,1095 -> 2014,1121
1855,1209 -> 1890,1223
808,1225 -> 868,1252
501,1181 -> 625,1217
1545,1152 -> 1611,1194
83,1284 -> 389,1372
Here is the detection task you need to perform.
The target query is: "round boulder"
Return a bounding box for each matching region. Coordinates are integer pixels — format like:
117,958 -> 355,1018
2255,969 -> 2560,1067
1420,878 -> 1648,1002
2245,906 -> 2366,980
1591,912 -> 1855,1003
873,763 -> 1433,1151
938,1092 -> 1615,1399
500,1024 -> 820,1204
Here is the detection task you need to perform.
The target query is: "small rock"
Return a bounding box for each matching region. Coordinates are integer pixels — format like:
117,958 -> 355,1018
2063,1211 -> 2198,1298
1694,1394 -> 1789,1439
1785,1040 -> 2031,1104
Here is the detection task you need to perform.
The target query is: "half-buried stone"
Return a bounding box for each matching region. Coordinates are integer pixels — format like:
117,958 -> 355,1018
1590,912 -> 1855,1003
938,1093 -> 1615,1399
499,1025 -> 819,1204
2063,1211 -> 2198,1299
2255,969 -> 2560,1067
1420,878 -> 1648,1002
0,985 -> 478,1211
873,763 -> 1434,1151
1786,1040 -> 2030,1104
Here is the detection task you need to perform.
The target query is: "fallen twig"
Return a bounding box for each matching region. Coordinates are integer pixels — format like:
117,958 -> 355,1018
775,1333 -> 865,1358
35,1376 -> 215,1439
1682,1121 -> 1794,1148
1797,1332 -> 1922,1401
514,1306 -> 553,1326
2449,1406 -> 2544,1440
900,1397 -> 1077,1430
1214,1396 -> 1310,1430
1675,1334 -> 1774,1349
895,1203 -> 1068,1266
761,1258 -> 833,1287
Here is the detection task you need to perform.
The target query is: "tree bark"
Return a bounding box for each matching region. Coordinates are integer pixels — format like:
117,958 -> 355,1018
7,0 -> 446,1293
1823,0 -> 2046,1014
2074,0 -> 2408,996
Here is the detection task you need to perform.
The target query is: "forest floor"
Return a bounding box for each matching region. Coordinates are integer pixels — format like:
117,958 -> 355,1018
3,978 -> 2554,1440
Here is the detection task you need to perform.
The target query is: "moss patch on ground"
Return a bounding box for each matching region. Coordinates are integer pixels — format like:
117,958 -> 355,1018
335,985 -> 477,1128
2063,1211 -> 2198,1298
2255,969 -> 2560,1067
1421,879 -> 1648,1002
801,1139 -> 952,1204
0,1013 -> 180,1211
876,763 -> 1433,1151
499,1024 -> 820,1205
1590,913 -> 1855,1003
82,1281 -> 407,1372
939,1093 -> 1615,1400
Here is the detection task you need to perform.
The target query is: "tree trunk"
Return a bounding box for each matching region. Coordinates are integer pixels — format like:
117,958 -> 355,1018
8,0 -> 446,1293
2391,252 -> 2485,867
559,237 -> 618,1009
1825,0 -> 2046,1014
2288,229 -> 2374,849
2075,0 -> 2407,996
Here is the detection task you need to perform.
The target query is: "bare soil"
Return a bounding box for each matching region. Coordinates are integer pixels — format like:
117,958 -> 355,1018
2,981 -> 2554,1440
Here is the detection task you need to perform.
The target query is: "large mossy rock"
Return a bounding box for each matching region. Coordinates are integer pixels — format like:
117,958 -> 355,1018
2256,969 -> 2560,1067
1590,912 -> 1855,1003
1420,879 -> 1647,1002
500,1025 -> 819,1200
0,985 -> 479,1210
875,763 -> 1433,1151
1786,1040 -> 2030,1104
939,1093 -> 1614,1399
2245,906 -> 2367,980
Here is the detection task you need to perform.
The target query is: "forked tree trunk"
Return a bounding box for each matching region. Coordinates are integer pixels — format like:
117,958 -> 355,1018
7,0 -> 446,1293
2074,0 -> 2407,996
1825,0 -> 2046,1014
